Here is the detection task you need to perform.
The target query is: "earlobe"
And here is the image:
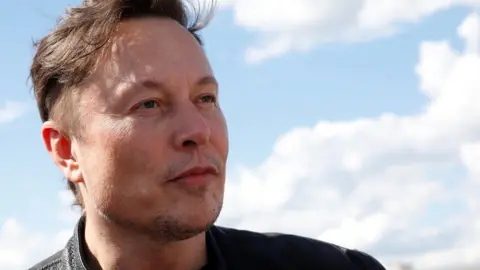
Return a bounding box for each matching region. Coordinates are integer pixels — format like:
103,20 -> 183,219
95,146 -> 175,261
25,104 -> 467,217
41,121 -> 84,184
66,158 -> 83,184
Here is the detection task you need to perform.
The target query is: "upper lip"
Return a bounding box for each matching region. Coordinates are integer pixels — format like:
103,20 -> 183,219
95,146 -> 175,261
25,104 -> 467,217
169,165 -> 218,181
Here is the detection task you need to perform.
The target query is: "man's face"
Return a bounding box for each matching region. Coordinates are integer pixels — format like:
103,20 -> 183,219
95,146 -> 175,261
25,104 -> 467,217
69,18 -> 228,239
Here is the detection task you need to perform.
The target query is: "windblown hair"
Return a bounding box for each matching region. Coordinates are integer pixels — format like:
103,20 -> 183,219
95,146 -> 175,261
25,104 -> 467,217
30,0 -> 216,209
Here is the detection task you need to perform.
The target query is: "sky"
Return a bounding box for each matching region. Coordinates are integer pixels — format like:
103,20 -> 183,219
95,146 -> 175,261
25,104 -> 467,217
0,0 -> 479,269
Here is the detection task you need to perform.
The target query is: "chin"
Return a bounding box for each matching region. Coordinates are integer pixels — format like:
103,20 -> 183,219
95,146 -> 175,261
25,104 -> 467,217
146,202 -> 223,241
180,203 -> 222,229
178,193 -> 223,224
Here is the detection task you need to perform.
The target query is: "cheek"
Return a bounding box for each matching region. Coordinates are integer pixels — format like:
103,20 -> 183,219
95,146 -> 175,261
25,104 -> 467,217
211,111 -> 229,159
81,120 -> 138,188
109,133 -> 156,177
85,123 -> 163,208
105,121 -> 171,190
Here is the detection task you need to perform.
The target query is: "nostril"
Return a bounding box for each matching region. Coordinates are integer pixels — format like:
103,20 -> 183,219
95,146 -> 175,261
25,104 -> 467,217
182,140 -> 197,147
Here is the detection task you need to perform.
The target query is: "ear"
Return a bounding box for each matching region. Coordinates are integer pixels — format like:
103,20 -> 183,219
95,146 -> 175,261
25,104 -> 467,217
41,121 -> 83,184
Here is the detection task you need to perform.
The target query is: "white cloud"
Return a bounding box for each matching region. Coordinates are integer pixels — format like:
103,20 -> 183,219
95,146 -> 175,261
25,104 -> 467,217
216,12 -> 480,269
0,101 -> 29,124
0,219 -> 45,269
0,191 -> 77,270
0,219 -> 71,270
217,0 -> 480,63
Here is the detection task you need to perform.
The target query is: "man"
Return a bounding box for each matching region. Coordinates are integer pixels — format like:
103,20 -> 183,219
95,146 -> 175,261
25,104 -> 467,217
29,0 -> 386,269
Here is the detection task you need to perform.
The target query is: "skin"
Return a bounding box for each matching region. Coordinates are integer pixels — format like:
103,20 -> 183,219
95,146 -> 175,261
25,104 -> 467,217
41,18 -> 229,270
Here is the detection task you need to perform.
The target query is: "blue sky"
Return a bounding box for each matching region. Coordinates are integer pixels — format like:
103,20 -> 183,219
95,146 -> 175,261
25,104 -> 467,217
1,0 -> 479,269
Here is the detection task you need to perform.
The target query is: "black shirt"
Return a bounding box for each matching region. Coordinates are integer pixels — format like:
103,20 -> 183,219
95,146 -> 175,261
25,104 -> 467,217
29,216 -> 386,270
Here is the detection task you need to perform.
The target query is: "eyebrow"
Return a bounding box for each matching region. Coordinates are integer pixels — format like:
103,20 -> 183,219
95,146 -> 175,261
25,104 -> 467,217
139,75 -> 218,90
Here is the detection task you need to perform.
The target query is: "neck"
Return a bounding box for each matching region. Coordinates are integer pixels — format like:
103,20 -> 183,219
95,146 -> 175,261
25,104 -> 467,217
83,212 -> 208,270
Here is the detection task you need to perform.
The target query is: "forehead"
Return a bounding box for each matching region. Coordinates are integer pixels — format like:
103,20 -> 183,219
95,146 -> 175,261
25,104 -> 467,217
92,17 -> 212,87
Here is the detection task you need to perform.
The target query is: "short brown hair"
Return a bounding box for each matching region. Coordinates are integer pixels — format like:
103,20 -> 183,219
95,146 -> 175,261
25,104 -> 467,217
30,0 -> 216,209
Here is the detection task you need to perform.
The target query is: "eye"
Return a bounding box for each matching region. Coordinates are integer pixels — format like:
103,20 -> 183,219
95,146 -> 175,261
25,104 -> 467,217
139,99 -> 160,109
198,94 -> 217,104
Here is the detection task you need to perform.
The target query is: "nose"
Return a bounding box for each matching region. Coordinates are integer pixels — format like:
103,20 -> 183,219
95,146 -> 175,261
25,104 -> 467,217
172,103 -> 211,150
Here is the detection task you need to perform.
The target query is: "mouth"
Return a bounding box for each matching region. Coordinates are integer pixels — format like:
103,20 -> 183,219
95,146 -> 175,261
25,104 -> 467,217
168,165 -> 219,186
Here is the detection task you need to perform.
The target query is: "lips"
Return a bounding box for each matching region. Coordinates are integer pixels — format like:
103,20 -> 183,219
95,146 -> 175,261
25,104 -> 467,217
168,165 -> 219,186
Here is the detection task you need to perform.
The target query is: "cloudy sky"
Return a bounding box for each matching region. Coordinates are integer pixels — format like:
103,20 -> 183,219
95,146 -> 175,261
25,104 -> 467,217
1,0 -> 479,269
